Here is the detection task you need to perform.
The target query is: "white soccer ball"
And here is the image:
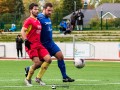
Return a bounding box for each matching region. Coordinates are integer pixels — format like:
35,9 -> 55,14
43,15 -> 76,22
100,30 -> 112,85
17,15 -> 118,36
51,84 -> 56,89
74,58 -> 85,69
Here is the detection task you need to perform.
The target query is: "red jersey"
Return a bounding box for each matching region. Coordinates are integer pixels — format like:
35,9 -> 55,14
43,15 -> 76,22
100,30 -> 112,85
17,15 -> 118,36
23,17 -> 49,59
23,17 -> 42,43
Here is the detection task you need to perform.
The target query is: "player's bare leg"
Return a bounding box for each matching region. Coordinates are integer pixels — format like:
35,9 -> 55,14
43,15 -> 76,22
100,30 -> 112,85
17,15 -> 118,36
25,57 -> 42,86
35,54 -> 52,85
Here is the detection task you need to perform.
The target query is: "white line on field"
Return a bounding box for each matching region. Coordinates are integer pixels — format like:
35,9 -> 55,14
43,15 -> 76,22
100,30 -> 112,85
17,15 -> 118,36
0,79 -> 100,82
0,83 -> 120,88
0,79 -> 21,81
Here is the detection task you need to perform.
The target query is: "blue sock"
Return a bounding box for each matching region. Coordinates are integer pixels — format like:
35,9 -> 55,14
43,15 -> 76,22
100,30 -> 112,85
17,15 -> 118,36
57,60 -> 68,79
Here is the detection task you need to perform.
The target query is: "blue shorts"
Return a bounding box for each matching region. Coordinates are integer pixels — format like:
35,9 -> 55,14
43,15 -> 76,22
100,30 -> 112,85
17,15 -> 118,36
42,41 -> 61,56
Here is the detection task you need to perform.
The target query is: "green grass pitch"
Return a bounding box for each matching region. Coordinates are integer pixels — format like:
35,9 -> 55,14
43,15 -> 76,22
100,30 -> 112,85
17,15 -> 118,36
0,60 -> 120,90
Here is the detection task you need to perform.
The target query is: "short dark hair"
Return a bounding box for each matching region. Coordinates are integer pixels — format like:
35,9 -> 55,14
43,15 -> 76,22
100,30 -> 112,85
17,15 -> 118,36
17,34 -> 20,37
29,3 -> 38,10
43,3 -> 53,9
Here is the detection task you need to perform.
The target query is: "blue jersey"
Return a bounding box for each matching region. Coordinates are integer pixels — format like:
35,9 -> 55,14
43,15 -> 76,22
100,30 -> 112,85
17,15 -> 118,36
37,13 -> 53,44
59,21 -> 67,29
37,13 -> 61,56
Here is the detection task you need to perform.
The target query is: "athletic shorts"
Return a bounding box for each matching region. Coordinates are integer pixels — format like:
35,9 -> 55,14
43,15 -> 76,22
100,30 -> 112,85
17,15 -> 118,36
25,42 -> 49,59
42,41 -> 61,56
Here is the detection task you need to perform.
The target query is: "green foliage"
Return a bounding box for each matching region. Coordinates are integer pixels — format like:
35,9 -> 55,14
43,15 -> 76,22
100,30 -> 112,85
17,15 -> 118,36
100,0 -> 120,3
0,0 -> 25,14
0,13 -> 12,23
113,18 -> 120,27
0,13 -> 22,25
53,37 -> 73,42
62,0 -> 82,16
1,30 -> 120,42
0,0 -> 25,26
52,10 -> 66,26
0,0 -> 15,13
114,0 -> 120,3
89,18 -> 100,30
0,34 -> 16,42
90,18 -> 120,30
15,0 -> 25,14
50,0 -> 82,26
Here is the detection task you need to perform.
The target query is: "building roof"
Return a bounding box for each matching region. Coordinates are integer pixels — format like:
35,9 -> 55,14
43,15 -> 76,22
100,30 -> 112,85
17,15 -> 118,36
63,9 -> 96,25
96,3 -> 120,18
63,3 -> 120,25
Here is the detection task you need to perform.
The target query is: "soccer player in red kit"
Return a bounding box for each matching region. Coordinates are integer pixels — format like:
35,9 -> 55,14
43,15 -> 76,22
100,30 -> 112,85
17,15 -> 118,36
21,3 -> 52,86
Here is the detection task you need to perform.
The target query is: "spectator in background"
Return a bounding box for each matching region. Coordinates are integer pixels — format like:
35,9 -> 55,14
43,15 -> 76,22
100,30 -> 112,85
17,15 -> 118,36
59,20 -> 67,33
70,12 -> 77,30
76,9 -> 84,31
64,20 -> 72,35
9,24 -> 16,32
16,34 -> 23,59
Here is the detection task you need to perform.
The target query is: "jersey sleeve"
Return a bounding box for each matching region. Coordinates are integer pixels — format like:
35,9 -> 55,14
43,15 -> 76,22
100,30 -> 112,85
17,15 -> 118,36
23,19 -> 31,29
37,13 -> 44,23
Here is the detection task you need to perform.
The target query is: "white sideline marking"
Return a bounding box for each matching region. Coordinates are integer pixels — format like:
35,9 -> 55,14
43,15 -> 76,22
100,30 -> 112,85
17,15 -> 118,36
71,83 -> 120,86
0,79 -> 120,88
0,79 -> 100,82
0,83 -> 120,88
0,79 -> 21,81
75,79 -> 100,81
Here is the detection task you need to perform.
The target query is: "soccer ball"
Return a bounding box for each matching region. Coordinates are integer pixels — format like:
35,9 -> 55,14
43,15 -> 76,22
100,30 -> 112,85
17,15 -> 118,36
74,58 -> 85,69
51,84 -> 56,89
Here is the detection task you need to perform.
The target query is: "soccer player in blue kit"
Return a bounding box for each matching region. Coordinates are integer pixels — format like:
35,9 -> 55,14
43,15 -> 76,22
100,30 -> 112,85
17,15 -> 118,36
25,2 -> 74,83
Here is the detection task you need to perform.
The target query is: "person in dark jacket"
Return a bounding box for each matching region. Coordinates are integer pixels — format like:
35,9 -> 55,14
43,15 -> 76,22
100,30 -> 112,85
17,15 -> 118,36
76,9 -> 84,31
70,12 -> 77,30
16,34 -> 23,59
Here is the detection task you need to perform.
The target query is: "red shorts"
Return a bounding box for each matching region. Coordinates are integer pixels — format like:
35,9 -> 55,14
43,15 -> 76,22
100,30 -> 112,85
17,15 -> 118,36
25,42 -> 49,59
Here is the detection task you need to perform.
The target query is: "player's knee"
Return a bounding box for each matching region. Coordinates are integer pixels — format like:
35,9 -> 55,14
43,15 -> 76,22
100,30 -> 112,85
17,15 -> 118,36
56,53 -> 64,60
44,55 -> 52,63
55,51 -> 64,60
47,59 -> 52,63
57,56 -> 64,60
46,58 -> 52,63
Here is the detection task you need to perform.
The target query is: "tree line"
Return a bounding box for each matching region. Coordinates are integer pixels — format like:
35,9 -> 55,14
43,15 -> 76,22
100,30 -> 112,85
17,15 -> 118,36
0,0 -> 119,27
